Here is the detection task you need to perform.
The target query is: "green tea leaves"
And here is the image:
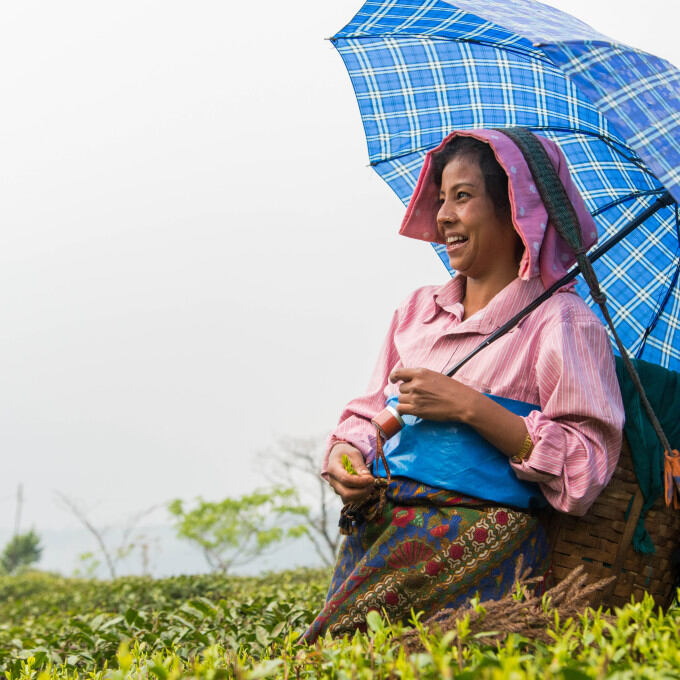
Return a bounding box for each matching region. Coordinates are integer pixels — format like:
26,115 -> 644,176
0,569 -> 678,678
342,454 -> 357,475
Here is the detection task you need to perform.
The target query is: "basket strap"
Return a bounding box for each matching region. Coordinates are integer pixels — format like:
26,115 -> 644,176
598,440 -> 645,604
500,127 -> 674,467
600,489 -> 644,603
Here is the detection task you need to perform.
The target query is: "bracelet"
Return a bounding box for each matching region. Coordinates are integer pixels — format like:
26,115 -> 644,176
511,433 -> 534,464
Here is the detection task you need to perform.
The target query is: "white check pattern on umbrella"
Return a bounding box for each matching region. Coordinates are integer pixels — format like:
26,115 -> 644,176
332,0 -> 680,369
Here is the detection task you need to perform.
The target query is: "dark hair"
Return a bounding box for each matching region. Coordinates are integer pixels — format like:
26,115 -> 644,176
431,136 -> 510,219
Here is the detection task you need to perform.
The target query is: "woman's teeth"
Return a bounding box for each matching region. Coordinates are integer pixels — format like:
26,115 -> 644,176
447,235 -> 467,244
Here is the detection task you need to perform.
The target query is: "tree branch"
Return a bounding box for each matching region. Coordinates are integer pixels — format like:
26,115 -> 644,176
259,436 -> 341,566
55,492 -> 117,579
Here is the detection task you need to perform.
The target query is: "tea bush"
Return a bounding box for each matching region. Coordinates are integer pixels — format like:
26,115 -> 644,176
1,569 -> 678,679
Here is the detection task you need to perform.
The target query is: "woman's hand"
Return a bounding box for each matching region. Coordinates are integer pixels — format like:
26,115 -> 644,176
326,443 -> 375,504
389,367 -> 479,422
390,367 -> 530,457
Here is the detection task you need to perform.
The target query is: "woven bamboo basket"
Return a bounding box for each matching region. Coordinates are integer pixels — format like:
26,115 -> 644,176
542,438 -> 680,609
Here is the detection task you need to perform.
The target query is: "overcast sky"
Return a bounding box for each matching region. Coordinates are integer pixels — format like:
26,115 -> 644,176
1,1 -> 679,554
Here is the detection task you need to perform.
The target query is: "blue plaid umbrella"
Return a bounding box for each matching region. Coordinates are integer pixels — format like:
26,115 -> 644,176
331,0 -> 680,370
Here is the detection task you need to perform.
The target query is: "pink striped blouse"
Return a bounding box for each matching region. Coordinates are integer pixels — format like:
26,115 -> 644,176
324,275 -> 624,516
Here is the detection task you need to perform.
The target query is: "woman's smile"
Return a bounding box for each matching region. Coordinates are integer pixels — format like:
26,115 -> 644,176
445,233 -> 469,254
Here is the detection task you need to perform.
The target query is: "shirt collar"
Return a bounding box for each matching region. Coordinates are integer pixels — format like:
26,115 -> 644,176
426,275 -> 546,334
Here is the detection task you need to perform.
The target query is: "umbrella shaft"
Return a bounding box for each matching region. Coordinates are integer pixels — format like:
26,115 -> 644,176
446,192 -> 675,378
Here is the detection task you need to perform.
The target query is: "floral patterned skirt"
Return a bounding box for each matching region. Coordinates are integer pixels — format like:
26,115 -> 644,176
303,478 -> 550,642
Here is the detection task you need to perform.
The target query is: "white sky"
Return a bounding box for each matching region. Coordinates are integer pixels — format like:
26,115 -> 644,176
1,0 -> 679,544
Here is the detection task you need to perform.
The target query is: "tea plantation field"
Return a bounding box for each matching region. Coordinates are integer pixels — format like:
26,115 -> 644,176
1,569 -> 678,679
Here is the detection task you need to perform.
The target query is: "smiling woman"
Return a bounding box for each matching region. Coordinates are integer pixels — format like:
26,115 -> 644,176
434,137 -> 523,318
302,129 -> 625,642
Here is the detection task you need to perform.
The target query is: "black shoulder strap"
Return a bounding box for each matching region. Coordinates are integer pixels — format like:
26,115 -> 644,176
496,127 -> 672,454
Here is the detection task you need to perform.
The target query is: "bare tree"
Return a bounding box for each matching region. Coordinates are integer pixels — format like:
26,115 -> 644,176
55,492 -> 159,578
261,436 -> 341,567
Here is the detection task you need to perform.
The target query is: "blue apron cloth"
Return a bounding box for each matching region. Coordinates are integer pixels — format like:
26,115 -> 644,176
372,394 -> 546,510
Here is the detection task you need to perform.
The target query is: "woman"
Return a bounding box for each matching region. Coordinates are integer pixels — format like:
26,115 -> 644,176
304,129 -> 624,641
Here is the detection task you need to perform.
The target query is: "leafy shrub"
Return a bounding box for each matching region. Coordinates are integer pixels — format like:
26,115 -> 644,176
0,568 -> 327,674
0,530 -> 42,574
0,569 -> 678,679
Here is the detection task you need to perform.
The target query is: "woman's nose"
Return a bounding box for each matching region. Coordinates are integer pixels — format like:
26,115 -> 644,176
437,202 -> 455,230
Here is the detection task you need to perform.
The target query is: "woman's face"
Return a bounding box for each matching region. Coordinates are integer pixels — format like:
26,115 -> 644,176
436,154 -> 520,282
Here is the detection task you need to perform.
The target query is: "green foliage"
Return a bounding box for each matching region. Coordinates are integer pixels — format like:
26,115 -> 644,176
0,568 -> 328,676
0,530 -> 42,575
168,489 -> 311,574
0,569 -> 678,679
73,551 -> 102,578
342,454 -> 357,475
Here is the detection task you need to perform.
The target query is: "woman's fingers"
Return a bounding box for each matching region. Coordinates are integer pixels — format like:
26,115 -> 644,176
329,479 -> 374,504
390,367 -> 431,396
394,399 -> 415,414
327,464 -> 374,488
328,470 -> 374,490
390,366 -> 471,421
389,367 -> 419,384
327,443 -> 375,504
327,474 -> 374,503
328,445 -> 372,479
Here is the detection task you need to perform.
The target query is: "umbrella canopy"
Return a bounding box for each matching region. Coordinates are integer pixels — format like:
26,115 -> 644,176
331,0 -> 680,370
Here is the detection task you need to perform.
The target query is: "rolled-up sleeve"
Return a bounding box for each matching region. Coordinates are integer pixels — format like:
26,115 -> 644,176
511,313 -> 624,515
321,309 -> 402,476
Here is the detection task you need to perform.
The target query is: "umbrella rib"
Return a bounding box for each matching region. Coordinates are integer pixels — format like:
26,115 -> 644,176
635,258 -> 680,359
331,34 -> 549,65
369,127 -> 652,182
634,204 -> 680,359
591,189 -> 667,217
527,126 -> 648,170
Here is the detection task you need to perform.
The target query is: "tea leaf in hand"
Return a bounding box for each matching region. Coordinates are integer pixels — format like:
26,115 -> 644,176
341,454 -> 357,475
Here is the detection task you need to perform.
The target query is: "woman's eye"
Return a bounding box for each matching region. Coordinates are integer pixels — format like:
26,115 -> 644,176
456,191 -> 469,200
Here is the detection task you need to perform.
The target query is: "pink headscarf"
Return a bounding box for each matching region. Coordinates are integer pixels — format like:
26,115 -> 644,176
400,129 -> 598,288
